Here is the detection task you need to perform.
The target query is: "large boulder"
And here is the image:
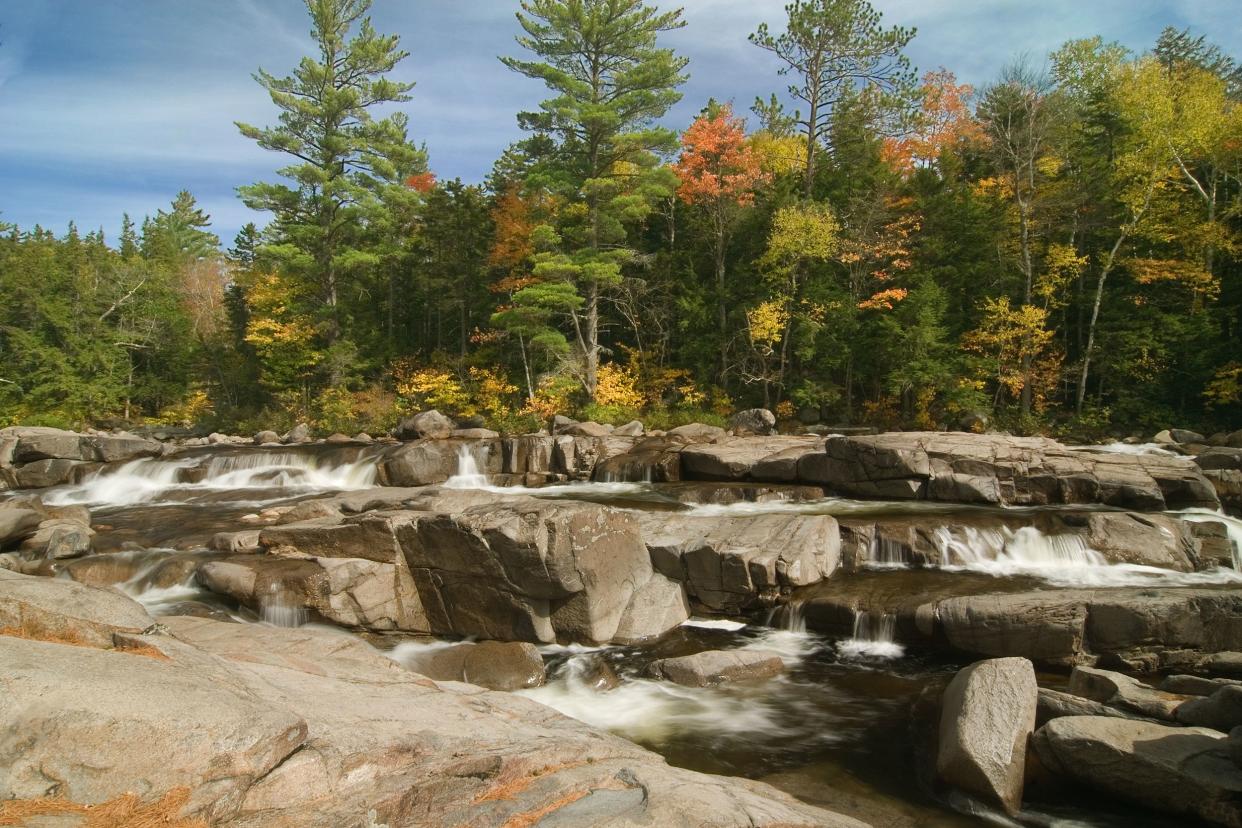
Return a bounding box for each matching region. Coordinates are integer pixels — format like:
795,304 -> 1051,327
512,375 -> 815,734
1177,685 -> 1242,732
393,409 -> 456,440
1036,687 -> 1155,725
647,649 -> 784,686
0,569 -> 155,648
925,587 -> 1242,669
0,506 -> 42,547
283,422 -> 312,444
681,435 -> 819,481
1033,715 -> 1242,826
936,657 -> 1037,815
561,420 -> 612,437
611,572 -> 690,644
197,551 -> 428,633
394,640 -> 546,690
728,408 -> 777,436
1068,666 -> 1185,721
638,511 -> 840,612
9,427 -> 92,463
92,433 -> 163,463
398,498 -> 659,644
18,518 -> 94,560
795,431 -> 1218,509
13,458 -> 82,488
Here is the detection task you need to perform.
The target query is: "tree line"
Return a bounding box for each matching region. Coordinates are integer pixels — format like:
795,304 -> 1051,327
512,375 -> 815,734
2,0 -> 1240,437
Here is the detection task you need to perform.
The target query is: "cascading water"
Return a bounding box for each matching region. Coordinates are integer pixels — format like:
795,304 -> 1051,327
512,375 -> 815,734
444,444 -> 490,489
43,446 -> 380,506
865,534 -> 912,569
764,600 -> 807,633
933,523 -> 1242,587
935,525 -> 1107,571
260,584 -> 308,627
43,456 -> 201,506
837,610 -> 904,659
1179,508 -> 1242,571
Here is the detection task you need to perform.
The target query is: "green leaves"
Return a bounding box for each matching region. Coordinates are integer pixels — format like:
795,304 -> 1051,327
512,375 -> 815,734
237,0 -> 427,347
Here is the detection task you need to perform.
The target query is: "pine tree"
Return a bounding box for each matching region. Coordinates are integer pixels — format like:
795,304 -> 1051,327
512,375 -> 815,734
236,0 -> 427,352
751,0 -> 916,198
501,0 -> 688,397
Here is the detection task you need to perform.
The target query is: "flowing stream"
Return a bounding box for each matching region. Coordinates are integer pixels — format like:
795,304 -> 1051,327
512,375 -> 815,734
12,442 -> 1229,827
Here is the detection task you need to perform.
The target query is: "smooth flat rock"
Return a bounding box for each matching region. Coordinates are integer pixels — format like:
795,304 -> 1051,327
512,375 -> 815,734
1069,666 -> 1186,721
396,640 -> 546,691
1177,685 -> 1242,732
0,634 -> 308,823
1033,715 -> 1242,826
647,648 -> 785,686
0,569 -> 154,648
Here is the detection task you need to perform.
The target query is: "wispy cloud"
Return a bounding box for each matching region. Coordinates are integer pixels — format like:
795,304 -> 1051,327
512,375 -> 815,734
0,0 -> 1237,242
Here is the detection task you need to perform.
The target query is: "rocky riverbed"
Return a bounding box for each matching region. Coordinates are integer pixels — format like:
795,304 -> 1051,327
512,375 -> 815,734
3,418 -> 1242,826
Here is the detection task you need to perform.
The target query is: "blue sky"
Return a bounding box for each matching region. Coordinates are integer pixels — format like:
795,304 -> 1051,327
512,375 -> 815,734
1,0 -> 1238,244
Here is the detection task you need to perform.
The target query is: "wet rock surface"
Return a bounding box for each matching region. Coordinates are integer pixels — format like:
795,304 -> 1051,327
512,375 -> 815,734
4,429 -> 1242,826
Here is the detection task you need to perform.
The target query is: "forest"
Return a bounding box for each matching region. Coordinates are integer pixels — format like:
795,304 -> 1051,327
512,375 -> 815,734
2,0 -> 1240,439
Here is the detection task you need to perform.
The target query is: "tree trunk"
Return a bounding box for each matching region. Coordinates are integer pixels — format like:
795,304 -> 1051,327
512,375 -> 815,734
585,282 -> 600,398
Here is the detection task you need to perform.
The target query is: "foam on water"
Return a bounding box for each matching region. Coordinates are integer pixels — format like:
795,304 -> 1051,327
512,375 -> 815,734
44,448 -> 379,506
837,611 -> 904,660
935,524 -> 1242,587
1070,442 -> 1178,456
750,601 -> 818,663
681,617 -> 749,631
440,444 -> 649,498
518,653 -> 788,742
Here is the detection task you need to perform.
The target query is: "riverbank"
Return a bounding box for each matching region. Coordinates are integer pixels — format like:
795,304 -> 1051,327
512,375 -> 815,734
3,421 -> 1242,825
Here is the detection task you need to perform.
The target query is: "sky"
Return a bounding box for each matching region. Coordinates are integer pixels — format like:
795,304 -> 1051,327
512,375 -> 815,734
0,0 -> 1239,244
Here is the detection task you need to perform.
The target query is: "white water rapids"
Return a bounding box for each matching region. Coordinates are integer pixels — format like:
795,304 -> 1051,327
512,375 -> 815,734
927,523 -> 1242,587
43,449 -> 380,507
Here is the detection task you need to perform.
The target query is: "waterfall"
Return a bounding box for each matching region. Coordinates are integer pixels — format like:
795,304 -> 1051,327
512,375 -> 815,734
837,610 -> 904,659
260,584 -> 308,627
444,444 -> 490,489
934,525 -> 1105,571
42,446 -> 379,506
865,533 -> 912,569
1179,508 -> 1242,571
763,600 -> 806,633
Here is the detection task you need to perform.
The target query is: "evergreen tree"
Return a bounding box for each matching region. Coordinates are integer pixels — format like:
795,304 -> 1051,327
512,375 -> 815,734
751,0 -> 916,198
501,0 -> 688,397
236,0 -> 427,355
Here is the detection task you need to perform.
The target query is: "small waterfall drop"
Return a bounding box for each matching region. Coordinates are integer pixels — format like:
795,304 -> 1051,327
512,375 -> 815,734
260,584 -> 308,628
837,610 -> 904,659
444,444 -> 490,489
865,533 -> 912,569
1179,508 -> 1242,571
764,600 -> 806,633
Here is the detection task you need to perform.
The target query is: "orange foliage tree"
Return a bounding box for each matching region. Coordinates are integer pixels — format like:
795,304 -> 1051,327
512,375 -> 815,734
672,103 -> 769,380
883,69 -> 983,174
